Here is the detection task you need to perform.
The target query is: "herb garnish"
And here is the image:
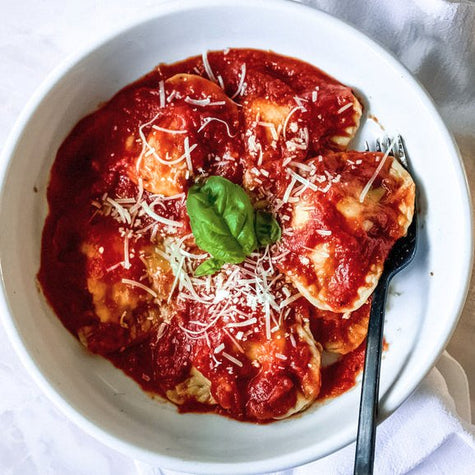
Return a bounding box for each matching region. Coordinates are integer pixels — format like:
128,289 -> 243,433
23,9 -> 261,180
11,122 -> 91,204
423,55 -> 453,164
186,176 -> 281,276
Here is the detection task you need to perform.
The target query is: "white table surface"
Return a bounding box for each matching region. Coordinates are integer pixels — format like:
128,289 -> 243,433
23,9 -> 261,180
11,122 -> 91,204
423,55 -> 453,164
1,0 -> 474,473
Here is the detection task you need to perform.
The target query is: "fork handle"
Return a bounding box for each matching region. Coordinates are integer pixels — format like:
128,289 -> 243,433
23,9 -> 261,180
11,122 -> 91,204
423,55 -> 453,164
354,273 -> 391,475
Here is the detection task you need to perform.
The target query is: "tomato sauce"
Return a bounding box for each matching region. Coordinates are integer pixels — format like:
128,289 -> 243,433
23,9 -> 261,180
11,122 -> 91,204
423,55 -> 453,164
319,342 -> 366,400
38,48 -> 385,423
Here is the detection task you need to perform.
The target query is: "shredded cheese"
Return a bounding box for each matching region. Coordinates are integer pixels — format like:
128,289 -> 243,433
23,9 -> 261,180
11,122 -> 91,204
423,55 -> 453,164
231,63 -> 247,99
288,169 -> 318,192
217,74 -> 225,89
337,102 -> 353,114
279,292 -> 302,309
151,125 -> 187,134
141,202 -> 183,227
223,328 -> 245,353
214,343 -> 225,354
185,96 -> 226,107
158,81 -> 165,108
136,112 -> 192,169
222,351 -> 243,367
167,254 -> 185,304
293,96 -> 308,110
122,230 -> 132,269
283,106 -> 303,140
121,278 -> 158,298
282,176 -> 297,204
202,51 -> 218,83
106,197 -> 131,224
226,318 -> 257,328
258,122 -> 279,141
183,136 -> 193,172
359,137 -> 397,203
197,117 -> 236,137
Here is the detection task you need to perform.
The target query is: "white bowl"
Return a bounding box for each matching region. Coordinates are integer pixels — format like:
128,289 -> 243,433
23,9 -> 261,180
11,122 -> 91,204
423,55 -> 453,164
0,0 -> 472,473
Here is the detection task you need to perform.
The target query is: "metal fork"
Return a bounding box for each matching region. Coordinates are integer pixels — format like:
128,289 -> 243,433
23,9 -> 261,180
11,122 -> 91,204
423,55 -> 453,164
354,135 -> 418,475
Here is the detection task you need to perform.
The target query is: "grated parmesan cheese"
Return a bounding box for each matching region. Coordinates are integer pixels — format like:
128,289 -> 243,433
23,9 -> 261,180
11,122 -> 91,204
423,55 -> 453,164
185,96 -> 226,107
202,51 -> 217,82
359,136 -> 397,203
222,351 -> 243,367
151,125 -> 187,135
337,102 -> 353,114
158,81 -> 165,108
231,63 -> 247,99
121,278 -> 158,298
197,117 -> 236,137
283,106 -> 303,140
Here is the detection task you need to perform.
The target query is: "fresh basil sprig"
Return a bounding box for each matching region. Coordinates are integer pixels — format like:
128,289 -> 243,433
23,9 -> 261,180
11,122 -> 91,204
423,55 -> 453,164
186,176 -> 281,276
255,209 -> 282,247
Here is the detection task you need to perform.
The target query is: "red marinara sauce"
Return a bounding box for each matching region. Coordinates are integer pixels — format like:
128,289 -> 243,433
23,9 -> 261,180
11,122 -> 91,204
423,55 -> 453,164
38,48 -> 380,423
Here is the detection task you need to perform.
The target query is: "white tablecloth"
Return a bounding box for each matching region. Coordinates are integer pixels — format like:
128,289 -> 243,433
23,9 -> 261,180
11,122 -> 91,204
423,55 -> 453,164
1,0 -> 474,473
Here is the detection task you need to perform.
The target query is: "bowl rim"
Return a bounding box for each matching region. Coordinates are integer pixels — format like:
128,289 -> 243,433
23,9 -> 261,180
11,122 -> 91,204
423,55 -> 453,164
0,0 -> 473,473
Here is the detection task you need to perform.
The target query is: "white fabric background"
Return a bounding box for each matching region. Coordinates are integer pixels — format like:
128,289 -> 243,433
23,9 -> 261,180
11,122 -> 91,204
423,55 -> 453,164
1,0 -> 474,473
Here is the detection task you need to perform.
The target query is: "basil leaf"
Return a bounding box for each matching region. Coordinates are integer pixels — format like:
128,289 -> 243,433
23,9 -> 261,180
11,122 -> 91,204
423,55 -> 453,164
187,176 -> 257,264
187,176 -> 282,276
255,210 -> 282,246
194,258 -> 225,277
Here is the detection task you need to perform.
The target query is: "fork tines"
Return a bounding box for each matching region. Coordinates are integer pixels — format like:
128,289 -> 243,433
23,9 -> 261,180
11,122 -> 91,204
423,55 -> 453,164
374,135 -> 410,170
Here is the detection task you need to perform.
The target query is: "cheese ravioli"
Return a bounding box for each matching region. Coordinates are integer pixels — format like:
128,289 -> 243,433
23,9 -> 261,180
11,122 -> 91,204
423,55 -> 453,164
39,48 -> 416,424
278,151 -> 415,313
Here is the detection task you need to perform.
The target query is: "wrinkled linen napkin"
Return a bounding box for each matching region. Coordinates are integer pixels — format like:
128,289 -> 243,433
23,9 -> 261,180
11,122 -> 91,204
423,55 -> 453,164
135,352 -> 475,475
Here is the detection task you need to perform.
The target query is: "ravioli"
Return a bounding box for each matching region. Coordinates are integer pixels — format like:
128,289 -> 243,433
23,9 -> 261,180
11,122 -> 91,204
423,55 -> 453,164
200,48 -> 362,156
184,290 -> 322,421
131,74 -> 241,195
39,48 -> 416,424
277,151 -> 415,313
235,58 -> 362,195
241,87 -> 311,194
76,222 -> 163,353
310,300 -> 371,355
